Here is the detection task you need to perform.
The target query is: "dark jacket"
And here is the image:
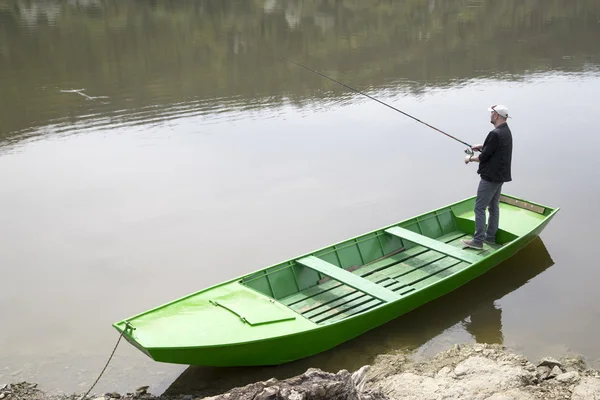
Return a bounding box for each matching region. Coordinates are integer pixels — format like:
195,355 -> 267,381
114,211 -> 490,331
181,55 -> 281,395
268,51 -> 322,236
477,122 -> 512,182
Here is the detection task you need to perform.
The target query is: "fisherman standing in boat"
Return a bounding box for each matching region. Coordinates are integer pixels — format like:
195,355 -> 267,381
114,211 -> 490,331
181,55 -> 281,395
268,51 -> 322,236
462,105 -> 513,250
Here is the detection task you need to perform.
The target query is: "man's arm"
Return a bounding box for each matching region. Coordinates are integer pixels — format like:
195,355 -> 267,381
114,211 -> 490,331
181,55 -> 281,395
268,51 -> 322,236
465,132 -> 497,164
478,132 -> 498,163
465,154 -> 480,163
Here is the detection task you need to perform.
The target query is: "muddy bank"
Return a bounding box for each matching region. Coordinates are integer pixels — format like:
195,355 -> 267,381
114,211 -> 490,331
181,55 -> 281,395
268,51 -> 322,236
3,344 -> 600,400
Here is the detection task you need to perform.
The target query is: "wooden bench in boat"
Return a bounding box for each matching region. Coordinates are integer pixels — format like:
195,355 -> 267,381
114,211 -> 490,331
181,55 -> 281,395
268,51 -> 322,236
296,256 -> 402,303
385,226 -> 482,264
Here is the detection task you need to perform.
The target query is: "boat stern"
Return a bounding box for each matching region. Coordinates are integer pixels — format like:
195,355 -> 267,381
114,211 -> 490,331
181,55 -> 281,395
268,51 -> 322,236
451,193 -> 559,243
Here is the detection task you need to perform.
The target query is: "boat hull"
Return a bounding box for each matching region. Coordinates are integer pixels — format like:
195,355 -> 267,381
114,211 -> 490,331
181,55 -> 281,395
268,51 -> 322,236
120,200 -> 556,366
114,194 -> 558,367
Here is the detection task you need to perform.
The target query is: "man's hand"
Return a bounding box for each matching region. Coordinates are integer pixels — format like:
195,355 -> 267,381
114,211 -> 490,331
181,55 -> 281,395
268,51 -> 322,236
471,144 -> 483,151
465,154 -> 479,164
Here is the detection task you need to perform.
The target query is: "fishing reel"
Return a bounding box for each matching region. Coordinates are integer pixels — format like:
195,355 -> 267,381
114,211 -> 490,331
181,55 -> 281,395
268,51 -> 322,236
464,147 -> 474,156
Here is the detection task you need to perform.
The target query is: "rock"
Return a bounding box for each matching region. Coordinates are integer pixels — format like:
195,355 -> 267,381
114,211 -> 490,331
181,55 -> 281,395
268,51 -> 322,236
359,354 -> 407,383
485,394 -> 512,400
209,367 -> 369,400
374,355 -> 536,400
563,355 -> 587,372
361,392 -> 388,400
135,386 -> 148,396
537,366 -> 551,380
538,357 -> 562,369
352,365 -> 370,391
547,365 -> 562,379
436,366 -> 452,378
310,384 -> 326,397
0,385 -> 6,391
0,393 -> 5,399
556,371 -> 580,384
523,363 -> 536,373
255,386 -> 279,400
106,393 -> 121,399
454,356 -> 501,376
484,390 -> 536,400
285,389 -> 303,400
182,395 -> 193,400
572,377 -> 600,400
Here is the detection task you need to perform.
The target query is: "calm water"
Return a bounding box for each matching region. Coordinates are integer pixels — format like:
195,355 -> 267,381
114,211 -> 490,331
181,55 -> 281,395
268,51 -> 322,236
1,0 -> 600,395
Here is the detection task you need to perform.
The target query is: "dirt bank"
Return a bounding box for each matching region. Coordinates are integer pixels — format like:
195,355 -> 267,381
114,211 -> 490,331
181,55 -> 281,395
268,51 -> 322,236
3,344 -> 600,399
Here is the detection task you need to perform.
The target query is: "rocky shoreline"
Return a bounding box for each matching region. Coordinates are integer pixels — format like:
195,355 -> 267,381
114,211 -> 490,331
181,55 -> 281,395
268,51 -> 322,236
3,344 -> 600,400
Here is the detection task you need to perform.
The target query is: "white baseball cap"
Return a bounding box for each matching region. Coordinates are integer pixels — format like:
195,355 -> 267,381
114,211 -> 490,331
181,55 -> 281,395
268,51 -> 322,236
488,104 -> 510,118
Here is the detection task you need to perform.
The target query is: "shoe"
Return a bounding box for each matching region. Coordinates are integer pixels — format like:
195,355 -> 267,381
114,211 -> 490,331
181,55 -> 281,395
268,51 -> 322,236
462,239 -> 483,250
484,238 -> 496,245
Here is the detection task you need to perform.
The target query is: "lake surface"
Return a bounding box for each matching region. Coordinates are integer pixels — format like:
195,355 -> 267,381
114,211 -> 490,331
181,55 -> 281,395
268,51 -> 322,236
1,0 -> 600,396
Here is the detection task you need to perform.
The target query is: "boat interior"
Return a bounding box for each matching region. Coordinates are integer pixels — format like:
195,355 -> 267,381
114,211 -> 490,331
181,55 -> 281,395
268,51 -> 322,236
240,196 -> 549,325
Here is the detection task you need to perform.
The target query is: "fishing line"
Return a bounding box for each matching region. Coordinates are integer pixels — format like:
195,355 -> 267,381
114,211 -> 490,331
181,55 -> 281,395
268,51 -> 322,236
282,57 -> 474,150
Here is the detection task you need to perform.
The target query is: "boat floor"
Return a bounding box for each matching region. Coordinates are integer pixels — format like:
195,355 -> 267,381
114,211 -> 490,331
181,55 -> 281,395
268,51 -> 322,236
280,231 -> 502,325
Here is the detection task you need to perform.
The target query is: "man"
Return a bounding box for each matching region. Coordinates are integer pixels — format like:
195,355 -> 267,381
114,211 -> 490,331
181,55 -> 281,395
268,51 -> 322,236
462,104 -> 513,250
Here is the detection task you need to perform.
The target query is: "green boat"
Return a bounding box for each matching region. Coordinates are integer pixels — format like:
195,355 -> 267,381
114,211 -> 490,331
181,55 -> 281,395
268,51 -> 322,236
113,194 -> 558,366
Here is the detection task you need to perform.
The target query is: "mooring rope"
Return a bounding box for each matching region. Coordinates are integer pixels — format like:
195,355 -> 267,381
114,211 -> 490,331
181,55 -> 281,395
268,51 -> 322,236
78,323 -> 131,400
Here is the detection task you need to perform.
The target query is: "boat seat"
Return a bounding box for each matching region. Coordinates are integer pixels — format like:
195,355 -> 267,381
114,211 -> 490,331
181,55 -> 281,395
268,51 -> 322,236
296,256 -> 401,303
385,226 -> 482,264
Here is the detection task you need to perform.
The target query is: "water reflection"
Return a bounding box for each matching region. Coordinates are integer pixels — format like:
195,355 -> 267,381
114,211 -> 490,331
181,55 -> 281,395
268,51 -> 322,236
163,237 -> 554,397
464,302 -> 503,345
1,0 -> 599,145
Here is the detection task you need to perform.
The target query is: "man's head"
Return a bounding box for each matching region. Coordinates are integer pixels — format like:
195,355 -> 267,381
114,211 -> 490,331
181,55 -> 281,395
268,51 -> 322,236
488,105 -> 509,126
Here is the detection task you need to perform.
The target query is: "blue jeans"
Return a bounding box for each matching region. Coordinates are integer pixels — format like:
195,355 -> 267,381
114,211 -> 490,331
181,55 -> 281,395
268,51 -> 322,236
473,179 -> 503,245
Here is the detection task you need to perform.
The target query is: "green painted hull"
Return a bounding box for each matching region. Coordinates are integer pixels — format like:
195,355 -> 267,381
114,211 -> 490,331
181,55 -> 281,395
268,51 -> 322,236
114,194 -> 558,366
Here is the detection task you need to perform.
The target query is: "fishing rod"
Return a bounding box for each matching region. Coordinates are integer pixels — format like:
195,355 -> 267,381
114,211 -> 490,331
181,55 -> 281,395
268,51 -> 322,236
282,57 -> 475,151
